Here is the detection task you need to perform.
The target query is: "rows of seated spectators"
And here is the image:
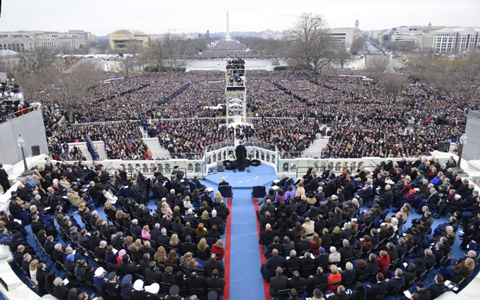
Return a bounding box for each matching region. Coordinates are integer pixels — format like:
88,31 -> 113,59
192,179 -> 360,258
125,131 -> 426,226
155,120 -> 234,159
41,69 -> 478,161
51,121 -> 151,160
3,158 -> 232,300
258,156 -> 480,299
48,140 -> 87,161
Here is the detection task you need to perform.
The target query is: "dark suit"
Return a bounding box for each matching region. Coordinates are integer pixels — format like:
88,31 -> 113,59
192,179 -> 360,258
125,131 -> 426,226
368,280 -> 388,298
145,267 -> 162,282
0,168 -> 10,193
120,262 -> 140,277
186,276 -> 206,292
44,241 -> 55,257
205,277 -> 226,296
204,259 -> 225,278
53,285 -> 70,300
305,177 -> 319,192
235,144 -> 247,171
307,273 -> 328,295
261,256 -> 285,282
428,283 -> 445,299
387,276 -> 405,292
269,274 -> 288,298
94,247 -> 106,260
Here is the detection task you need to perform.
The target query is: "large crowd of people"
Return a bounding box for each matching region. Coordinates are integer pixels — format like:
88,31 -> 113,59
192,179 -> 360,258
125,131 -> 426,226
3,159 -> 230,299
259,156 -> 480,299
22,59 -> 476,161
183,40 -> 277,60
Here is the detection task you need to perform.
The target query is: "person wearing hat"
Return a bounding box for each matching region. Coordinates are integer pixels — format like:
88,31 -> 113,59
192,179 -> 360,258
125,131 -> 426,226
165,285 -> 183,300
145,283 -> 161,300
93,267 -> 107,291
130,279 -> 146,300
404,189 -> 417,207
105,271 -> 120,295
64,253 -> 76,274
120,274 -> 133,298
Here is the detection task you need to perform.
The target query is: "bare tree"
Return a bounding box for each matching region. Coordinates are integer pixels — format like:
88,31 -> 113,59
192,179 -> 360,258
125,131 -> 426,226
454,51 -> 480,101
408,49 -> 435,79
366,55 -> 390,79
332,46 -> 352,68
144,34 -> 184,72
384,41 -> 415,53
18,46 -> 56,74
378,73 -> 408,101
41,60 -> 103,122
427,51 -> 480,101
351,37 -> 366,55
287,14 -> 334,73
162,34 -> 183,71
144,39 -> 165,72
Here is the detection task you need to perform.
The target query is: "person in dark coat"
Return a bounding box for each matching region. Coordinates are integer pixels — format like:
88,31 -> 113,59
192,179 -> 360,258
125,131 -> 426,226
205,269 -> 226,296
287,270 -> 307,291
0,164 -> 10,194
428,274 -> 445,299
235,142 -> 247,172
8,195 -> 24,220
260,249 -> 285,282
386,268 -> 405,293
53,277 -> 70,300
269,267 -> 288,299
365,273 -> 388,299
120,274 -> 133,298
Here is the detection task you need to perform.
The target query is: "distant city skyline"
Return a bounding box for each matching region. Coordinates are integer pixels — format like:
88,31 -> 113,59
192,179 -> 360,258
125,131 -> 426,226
0,0 -> 479,36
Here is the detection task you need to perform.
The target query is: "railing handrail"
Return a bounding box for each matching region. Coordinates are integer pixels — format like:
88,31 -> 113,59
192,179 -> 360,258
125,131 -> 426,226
0,106 -> 38,123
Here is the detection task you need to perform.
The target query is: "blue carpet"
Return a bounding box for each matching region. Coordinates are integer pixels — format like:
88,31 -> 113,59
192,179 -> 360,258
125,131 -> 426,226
205,165 -> 278,189
229,185 -> 273,299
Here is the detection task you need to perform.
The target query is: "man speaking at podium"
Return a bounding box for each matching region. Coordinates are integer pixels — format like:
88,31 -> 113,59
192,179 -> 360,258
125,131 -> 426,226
235,141 -> 247,172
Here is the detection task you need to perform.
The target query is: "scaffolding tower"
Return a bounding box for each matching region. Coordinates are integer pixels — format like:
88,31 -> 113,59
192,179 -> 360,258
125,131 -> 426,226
225,58 -> 247,125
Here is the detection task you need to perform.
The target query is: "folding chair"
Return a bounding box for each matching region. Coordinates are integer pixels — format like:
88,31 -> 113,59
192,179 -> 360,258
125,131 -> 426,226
251,186 -> 266,204
218,185 -> 233,199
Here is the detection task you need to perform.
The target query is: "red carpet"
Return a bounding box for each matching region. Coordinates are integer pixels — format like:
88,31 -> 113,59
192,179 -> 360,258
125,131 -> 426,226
254,198 -> 272,300
224,197 -> 232,299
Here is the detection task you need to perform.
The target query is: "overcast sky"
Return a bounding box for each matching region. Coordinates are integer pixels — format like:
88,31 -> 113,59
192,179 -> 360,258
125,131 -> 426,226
1,0 -> 479,36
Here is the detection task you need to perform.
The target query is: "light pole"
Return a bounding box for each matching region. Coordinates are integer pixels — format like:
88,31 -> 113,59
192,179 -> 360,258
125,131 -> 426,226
17,135 -> 33,177
457,133 -> 468,174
